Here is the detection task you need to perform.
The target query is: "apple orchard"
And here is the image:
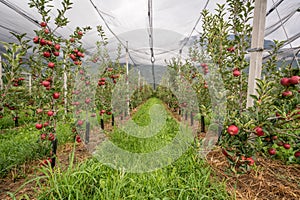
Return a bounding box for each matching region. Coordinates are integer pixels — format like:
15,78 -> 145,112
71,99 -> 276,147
0,0 -> 299,199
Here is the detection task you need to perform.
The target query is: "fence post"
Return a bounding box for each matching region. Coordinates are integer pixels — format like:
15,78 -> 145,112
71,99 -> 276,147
246,0 -> 268,108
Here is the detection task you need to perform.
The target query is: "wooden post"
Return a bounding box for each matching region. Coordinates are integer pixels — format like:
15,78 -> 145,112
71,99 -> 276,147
246,0 -> 268,108
0,55 -> 3,90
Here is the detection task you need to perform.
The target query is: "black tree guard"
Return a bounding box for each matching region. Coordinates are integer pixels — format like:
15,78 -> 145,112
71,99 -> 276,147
85,121 -> 90,144
190,112 -> 194,126
112,114 -> 115,126
51,138 -> 58,168
101,118 -> 104,130
201,115 -> 205,133
14,114 -> 19,127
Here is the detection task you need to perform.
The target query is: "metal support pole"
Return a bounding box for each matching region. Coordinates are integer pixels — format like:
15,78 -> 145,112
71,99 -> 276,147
246,0 -> 268,108
125,41 -> 130,116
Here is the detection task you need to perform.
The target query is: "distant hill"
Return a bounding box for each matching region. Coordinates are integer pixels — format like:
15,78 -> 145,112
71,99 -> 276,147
179,34 -> 276,50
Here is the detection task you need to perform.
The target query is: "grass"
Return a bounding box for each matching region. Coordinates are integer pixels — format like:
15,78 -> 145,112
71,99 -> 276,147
0,122 -> 74,177
24,98 -> 231,199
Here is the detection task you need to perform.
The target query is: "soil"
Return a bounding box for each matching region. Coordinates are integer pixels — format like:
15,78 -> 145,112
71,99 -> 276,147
207,148 -> 300,200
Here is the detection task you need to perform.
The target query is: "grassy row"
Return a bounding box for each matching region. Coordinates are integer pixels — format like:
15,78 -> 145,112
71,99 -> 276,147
0,123 -> 74,177
26,98 -> 231,199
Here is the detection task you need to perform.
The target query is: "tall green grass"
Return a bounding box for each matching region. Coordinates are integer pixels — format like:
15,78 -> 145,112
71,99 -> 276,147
0,123 -> 74,177
23,98 -> 231,199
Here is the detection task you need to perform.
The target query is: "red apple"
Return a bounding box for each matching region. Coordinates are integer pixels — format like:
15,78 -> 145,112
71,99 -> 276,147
277,141 -> 283,146
47,40 -> 53,46
272,135 -> 278,140
48,62 -> 55,69
100,110 -> 106,115
42,81 -> 50,87
40,133 -> 47,140
53,51 -> 59,57
294,151 -> 300,158
227,125 -> 239,136
227,46 -> 235,52
69,54 -> 76,61
35,123 -> 43,130
40,21 -> 47,27
70,38 -> 75,42
48,133 -> 55,141
33,36 -> 39,43
43,121 -> 49,127
76,135 -> 81,143
85,98 -> 91,104
289,76 -> 299,85
47,110 -> 54,117
282,90 -> 292,97
54,44 -> 60,50
53,92 -> 60,99
77,51 -> 83,57
44,29 -> 49,34
233,69 -> 241,77
254,126 -> 264,137
200,63 -> 207,68
77,120 -> 84,126
43,51 -> 51,58
280,77 -> 290,86
283,143 -> 291,149
246,157 -> 255,166
40,38 -> 47,46
268,148 -> 276,155
78,31 -> 83,36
